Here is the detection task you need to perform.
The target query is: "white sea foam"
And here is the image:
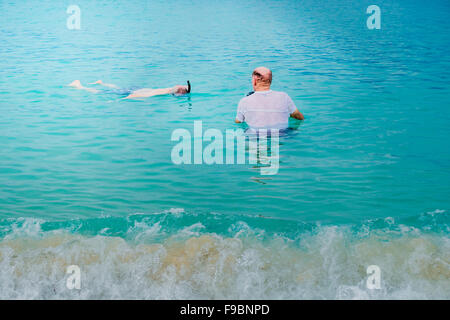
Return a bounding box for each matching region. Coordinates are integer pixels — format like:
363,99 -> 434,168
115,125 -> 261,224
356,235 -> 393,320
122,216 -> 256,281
0,216 -> 448,299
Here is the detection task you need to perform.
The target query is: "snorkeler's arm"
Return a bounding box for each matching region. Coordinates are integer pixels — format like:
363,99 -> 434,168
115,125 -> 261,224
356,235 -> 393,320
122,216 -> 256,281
150,87 -> 177,96
151,84 -> 190,96
123,83 -> 189,99
290,109 -> 304,120
123,87 -> 173,99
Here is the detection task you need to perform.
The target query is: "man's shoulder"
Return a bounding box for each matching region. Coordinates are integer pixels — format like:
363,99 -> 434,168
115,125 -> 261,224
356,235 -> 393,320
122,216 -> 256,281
238,94 -> 253,105
243,90 -> 287,97
270,90 -> 289,97
239,90 -> 289,102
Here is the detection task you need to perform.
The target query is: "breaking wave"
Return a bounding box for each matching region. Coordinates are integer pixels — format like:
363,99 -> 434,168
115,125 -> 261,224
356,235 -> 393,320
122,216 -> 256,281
0,209 -> 448,299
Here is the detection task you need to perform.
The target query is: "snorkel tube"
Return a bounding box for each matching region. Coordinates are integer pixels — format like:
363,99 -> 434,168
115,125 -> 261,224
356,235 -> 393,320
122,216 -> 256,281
186,80 -> 191,93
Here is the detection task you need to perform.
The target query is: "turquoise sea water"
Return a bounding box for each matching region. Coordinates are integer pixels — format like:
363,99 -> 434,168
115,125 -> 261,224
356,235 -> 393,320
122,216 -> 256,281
0,0 -> 449,299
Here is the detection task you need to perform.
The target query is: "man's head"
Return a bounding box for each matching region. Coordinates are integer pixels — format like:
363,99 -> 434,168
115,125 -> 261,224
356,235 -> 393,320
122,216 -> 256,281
252,67 -> 272,91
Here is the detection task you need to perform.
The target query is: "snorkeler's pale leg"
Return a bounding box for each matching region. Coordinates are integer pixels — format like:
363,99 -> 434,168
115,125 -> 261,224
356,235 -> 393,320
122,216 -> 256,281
123,93 -> 140,99
68,80 -> 83,89
89,80 -> 120,89
68,80 -> 99,93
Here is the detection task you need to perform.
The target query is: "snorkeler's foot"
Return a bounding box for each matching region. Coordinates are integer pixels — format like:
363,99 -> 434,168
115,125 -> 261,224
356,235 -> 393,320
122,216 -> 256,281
68,80 -> 83,88
89,80 -> 103,85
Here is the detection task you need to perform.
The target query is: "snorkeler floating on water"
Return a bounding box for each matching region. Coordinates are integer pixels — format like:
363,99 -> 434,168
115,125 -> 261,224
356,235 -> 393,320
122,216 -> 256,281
68,80 -> 191,99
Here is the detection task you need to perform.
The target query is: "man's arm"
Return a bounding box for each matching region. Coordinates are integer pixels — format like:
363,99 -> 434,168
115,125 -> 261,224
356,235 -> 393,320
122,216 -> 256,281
285,93 -> 304,120
290,109 -> 304,120
235,100 -> 245,123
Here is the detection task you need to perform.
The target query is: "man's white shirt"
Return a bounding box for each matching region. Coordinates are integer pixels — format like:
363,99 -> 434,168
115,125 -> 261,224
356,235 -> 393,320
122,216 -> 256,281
236,90 -> 297,129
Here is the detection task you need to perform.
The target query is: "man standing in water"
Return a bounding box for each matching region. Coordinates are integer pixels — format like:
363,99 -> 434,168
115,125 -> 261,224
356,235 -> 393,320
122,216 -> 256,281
235,67 -> 304,128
